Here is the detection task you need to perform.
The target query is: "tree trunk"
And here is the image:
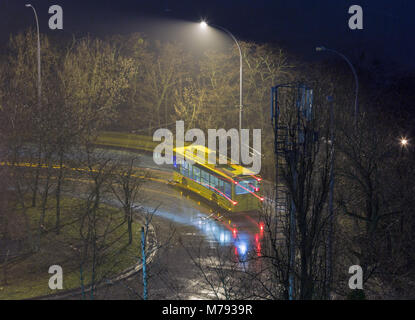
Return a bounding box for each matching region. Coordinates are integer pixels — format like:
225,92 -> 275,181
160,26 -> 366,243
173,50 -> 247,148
31,146 -> 42,207
128,213 -> 133,245
55,151 -> 64,235
37,169 -> 50,248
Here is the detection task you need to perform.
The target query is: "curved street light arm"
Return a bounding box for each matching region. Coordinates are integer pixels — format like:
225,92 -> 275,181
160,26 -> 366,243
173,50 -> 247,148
211,23 -> 243,134
211,24 -> 243,60
325,48 -> 359,123
26,4 -> 41,107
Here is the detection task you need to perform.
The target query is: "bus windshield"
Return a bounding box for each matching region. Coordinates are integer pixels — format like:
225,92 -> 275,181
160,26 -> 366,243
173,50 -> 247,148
235,178 -> 259,195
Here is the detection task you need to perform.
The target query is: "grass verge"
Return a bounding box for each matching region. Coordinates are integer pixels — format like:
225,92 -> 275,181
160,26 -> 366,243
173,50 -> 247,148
0,196 -> 141,300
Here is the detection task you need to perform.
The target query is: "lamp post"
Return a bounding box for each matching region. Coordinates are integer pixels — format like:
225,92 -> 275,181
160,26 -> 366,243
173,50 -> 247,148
25,3 -> 41,109
326,95 -> 335,299
316,46 -> 358,126
200,21 -> 243,144
141,227 -> 148,300
316,46 -> 358,298
26,3 -> 42,208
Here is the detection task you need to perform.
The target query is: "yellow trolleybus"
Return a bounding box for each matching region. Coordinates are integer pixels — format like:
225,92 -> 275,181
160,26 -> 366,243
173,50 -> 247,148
173,145 -> 263,212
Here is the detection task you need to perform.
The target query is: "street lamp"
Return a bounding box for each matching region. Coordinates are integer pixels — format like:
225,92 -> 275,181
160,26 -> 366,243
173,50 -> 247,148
25,4 -> 41,110
400,137 -> 409,147
200,21 -> 243,143
316,46 -> 358,126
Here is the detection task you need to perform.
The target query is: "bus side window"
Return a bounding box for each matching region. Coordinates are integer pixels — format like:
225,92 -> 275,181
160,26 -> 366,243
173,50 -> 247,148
218,179 -> 224,193
181,160 -> 187,177
188,163 -> 193,179
210,175 -> 218,192
193,166 -> 201,183
224,182 -> 231,198
201,169 -> 209,185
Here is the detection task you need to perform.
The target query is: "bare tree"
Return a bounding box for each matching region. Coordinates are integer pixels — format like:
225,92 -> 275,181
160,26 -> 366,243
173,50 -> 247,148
111,157 -> 147,245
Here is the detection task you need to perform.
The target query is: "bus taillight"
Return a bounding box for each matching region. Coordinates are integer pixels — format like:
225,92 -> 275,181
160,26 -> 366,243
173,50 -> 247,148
232,228 -> 238,239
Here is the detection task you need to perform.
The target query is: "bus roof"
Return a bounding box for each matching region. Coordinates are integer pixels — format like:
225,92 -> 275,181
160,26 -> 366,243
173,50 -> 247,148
174,145 -> 257,180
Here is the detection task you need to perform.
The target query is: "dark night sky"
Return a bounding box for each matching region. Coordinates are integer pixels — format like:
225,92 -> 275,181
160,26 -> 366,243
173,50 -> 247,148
1,0 -> 414,73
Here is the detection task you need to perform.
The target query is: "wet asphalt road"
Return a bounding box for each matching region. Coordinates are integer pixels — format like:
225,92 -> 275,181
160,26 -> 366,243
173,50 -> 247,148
58,149 -> 266,300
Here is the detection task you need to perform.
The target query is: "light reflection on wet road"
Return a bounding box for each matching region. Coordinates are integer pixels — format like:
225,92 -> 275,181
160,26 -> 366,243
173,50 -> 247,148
141,180 -> 263,260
